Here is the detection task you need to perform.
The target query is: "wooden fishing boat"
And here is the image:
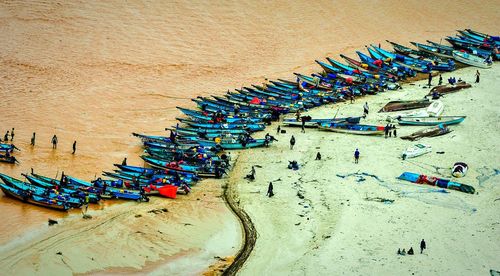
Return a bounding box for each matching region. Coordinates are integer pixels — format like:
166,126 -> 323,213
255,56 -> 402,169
379,99 -> 431,112
398,172 -> 475,194
410,41 -> 454,59
318,123 -> 384,135
397,115 -> 465,126
401,144 -> 432,160
452,51 -> 492,68
400,124 -> 452,141
429,82 -> 472,95
283,116 -> 361,127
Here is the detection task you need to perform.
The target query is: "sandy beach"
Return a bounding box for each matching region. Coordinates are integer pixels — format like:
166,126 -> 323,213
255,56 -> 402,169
1,0 -> 499,274
230,65 -> 500,275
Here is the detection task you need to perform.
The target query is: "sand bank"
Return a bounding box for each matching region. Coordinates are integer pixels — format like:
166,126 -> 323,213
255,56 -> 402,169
230,65 -> 500,275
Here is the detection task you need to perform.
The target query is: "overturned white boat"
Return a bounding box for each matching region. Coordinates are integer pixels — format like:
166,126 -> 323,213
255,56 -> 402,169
402,144 -> 432,160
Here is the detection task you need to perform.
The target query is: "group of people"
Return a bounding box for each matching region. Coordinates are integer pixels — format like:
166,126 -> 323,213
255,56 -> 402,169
1,128 -> 14,142
384,124 -> 397,138
398,239 -> 427,256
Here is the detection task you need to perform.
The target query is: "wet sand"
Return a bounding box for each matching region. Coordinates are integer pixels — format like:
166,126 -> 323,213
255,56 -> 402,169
0,0 -> 499,274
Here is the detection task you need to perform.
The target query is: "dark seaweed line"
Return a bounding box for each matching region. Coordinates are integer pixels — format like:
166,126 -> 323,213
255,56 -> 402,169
222,158 -> 257,275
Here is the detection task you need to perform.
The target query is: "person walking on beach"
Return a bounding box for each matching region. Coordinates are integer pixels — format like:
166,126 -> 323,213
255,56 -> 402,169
384,124 -> 389,138
438,74 -> 443,85
4,131 -> 9,142
266,182 -> 274,197
316,152 -> 322,160
475,70 -> 480,83
72,141 -> 76,154
290,135 -> 295,150
428,72 -> 433,86
276,125 -> 281,135
350,93 -> 355,104
51,135 -> 58,149
10,128 -> 14,141
30,132 -> 36,146
393,127 -> 397,138
363,102 -> 369,117
354,148 -> 360,164
420,239 -> 426,254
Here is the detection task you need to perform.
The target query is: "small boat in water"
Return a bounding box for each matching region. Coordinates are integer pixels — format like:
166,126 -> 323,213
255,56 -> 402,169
318,123 -> 385,135
397,115 -> 465,126
398,172 -> 475,194
402,144 -> 432,160
400,124 -> 452,141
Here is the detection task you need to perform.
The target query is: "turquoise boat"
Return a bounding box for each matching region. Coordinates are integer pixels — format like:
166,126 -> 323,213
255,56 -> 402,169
397,115 -> 466,126
398,172 -> 475,194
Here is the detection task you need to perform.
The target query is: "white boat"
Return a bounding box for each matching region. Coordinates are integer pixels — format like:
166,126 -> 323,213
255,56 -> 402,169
402,144 -> 432,159
452,162 -> 468,178
387,100 -> 443,121
426,100 -> 444,117
452,51 -> 492,69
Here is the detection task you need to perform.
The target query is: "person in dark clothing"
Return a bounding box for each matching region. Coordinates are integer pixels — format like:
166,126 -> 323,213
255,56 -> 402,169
290,135 -> 296,150
315,152 -> 322,160
475,70 -> 480,83
408,247 -> 414,255
354,148 -> 360,164
438,74 -> 443,85
428,72 -> 433,86
276,125 -> 281,134
51,135 -> 58,149
393,127 -> 397,138
4,131 -> 9,142
420,239 -> 426,254
266,182 -> 274,197
384,124 -> 389,138
245,166 -> 256,181
30,132 -> 36,146
363,102 -> 369,116
122,157 -> 127,166
10,128 -> 14,141
72,141 -> 76,154
388,125 -> 392,137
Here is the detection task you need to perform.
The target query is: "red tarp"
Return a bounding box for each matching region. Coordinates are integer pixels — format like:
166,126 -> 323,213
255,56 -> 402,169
158,185 -> 178,199
249,97 -> 262,104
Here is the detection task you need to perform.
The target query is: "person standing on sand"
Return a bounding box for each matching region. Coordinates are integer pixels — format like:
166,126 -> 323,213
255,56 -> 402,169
475,70 -> 480,83
290,135 -> 295,150
420,239 -> 426,254
438,74 -> 443,85
4,131 -> 9,142
51,135 -> 58,149
266,182 -> 274,197
10,128 -> 14,141
72,141 -> 76,154
384,124 -> 389,138
363,102 -> 369,116
316,152 -> 322,160
393,127 -> 397,138
30,132 -> 36,146
122,157 -> 127,166
428,72 -> 433,86
354,148 -> 360,164
276,125 -> 281,135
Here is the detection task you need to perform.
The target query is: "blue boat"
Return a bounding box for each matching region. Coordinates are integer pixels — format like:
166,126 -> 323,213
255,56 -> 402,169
398,172 -> 475,194
397,116 -> 466,126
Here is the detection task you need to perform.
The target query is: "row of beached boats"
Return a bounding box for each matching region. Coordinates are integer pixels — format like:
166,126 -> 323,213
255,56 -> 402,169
1,29 -> 496,210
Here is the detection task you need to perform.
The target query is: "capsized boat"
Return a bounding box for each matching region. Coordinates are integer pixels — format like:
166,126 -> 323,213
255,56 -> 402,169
400,124 -> 452,141
402,144 -> 432,160
428,82 -> 472,95
386,100 -> 444,121
397,115 -> 465,126
379,99 -> 431,112
398,172 -> 475,194
318,123 -> 385,135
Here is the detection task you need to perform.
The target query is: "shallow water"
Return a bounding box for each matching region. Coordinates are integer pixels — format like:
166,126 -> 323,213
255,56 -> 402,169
0,0 -> 498,252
